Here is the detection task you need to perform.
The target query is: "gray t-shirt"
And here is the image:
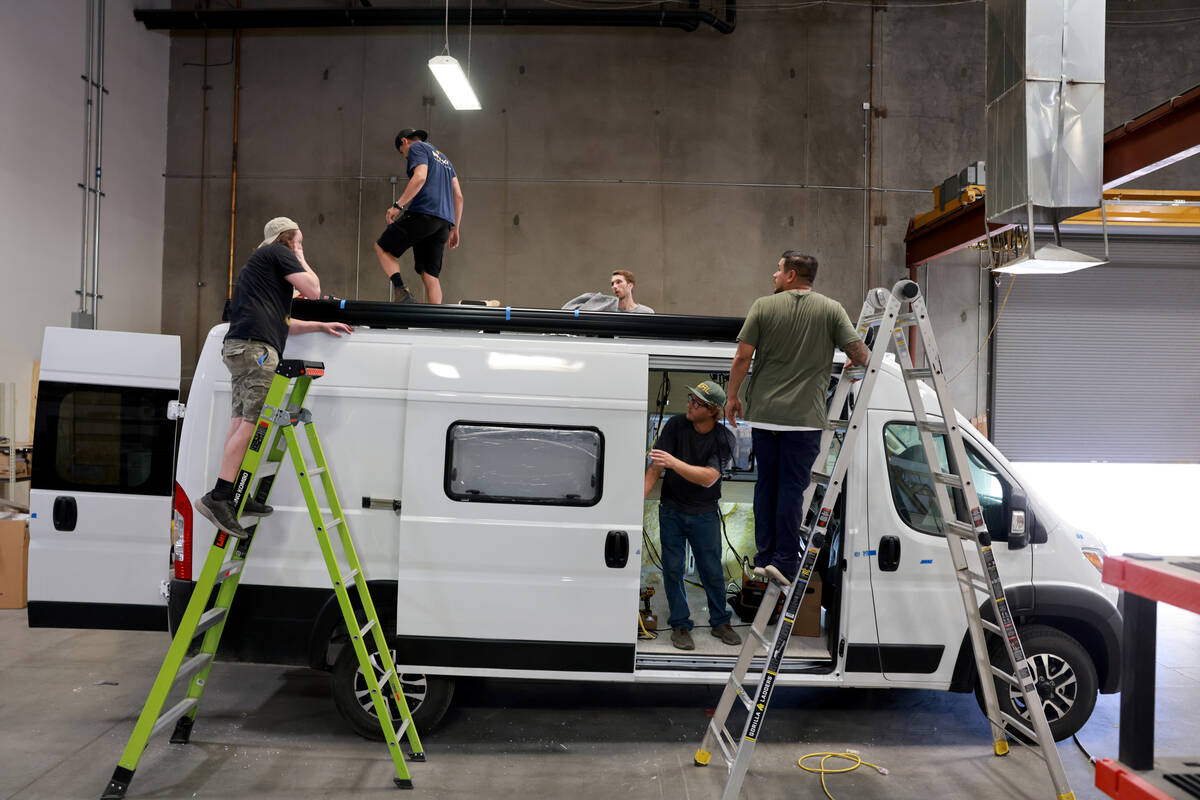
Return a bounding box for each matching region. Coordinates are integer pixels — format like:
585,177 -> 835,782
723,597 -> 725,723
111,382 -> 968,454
737,289 -> 859,428
617,303 -> 654,314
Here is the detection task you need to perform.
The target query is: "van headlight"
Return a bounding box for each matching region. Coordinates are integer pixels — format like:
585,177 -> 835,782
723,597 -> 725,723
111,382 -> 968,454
1082,547 -> 1104,573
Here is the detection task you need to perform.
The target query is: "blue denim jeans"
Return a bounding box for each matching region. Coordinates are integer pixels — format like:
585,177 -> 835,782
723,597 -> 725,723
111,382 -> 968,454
751,427 -> 823,578
659,505 -> 732,630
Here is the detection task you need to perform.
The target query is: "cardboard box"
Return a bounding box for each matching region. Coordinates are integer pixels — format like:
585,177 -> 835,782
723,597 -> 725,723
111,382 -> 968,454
0,519 -> 30,609
793,569 -> 823,638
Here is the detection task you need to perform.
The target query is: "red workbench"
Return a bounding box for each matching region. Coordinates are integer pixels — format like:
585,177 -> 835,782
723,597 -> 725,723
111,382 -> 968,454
1096,554 -> 1200,800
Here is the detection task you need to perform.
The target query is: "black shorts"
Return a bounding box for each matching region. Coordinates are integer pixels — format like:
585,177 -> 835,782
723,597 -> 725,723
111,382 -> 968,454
376,210 -> 452,278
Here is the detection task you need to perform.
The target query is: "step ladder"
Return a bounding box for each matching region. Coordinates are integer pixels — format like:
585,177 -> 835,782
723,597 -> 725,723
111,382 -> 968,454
102,359 -> 424,799
694,280 -> 1075,800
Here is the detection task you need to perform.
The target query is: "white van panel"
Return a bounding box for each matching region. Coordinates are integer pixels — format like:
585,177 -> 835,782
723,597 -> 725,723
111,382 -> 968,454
40,327 -> 179,389
29,328 -> 180,629
395,344 -> 646,674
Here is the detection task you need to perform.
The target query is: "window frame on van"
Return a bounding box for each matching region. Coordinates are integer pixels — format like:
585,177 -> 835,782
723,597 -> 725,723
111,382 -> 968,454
443,420 -> 605,507
881,421 -> 1013,541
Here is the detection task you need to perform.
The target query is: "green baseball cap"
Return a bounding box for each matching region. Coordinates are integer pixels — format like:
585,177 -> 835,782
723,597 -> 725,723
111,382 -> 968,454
687,381 -> 727,408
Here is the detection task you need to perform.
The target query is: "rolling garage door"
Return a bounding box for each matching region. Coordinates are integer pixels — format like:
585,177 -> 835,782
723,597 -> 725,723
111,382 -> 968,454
991,233 -> 1200,462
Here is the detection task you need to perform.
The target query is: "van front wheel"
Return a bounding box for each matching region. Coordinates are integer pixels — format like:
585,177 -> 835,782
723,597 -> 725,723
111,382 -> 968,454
331,638 -> 455,740
974,624 -> 1098,742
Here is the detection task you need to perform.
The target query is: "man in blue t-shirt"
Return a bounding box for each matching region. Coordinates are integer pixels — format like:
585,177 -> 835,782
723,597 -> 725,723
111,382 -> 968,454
374,128 -> 464,304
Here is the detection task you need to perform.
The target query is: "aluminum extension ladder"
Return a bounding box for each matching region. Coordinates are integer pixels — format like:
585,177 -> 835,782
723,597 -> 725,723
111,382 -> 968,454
694,280 -> 1075,800
101,359 -> 424,799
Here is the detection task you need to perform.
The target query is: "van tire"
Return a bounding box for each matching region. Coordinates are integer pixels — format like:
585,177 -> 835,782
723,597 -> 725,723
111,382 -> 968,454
331,638 -> 455,739
974,624 -> 1098,742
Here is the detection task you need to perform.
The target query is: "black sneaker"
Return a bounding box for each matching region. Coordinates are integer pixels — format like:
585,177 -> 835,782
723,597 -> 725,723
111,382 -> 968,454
195,492 -> 250,540
239,498 -> 274,517
394,287 -> 417,304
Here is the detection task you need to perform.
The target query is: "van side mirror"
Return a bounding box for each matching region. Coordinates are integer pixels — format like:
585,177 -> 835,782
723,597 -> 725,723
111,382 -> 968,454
1008,490 -> 1030,550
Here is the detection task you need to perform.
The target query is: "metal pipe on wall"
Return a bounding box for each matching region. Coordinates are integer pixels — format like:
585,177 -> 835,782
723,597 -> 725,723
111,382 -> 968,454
89,0 -> 106,329
226,25 -> 242,299
77,0 -> 94,320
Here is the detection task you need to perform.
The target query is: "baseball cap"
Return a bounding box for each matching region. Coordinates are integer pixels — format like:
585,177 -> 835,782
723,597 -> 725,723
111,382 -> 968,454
687,381 -> 727,408
395,128 -> 429,148
258,216 -> 299,248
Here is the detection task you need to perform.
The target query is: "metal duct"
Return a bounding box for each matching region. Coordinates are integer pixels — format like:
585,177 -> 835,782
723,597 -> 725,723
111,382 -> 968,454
985,0 -> 1105,226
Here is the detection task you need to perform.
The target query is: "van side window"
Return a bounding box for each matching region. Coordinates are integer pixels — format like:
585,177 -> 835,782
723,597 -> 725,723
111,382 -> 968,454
883,423 -> 1010,539
32,381 -> 177,496
445,422 -> 603,506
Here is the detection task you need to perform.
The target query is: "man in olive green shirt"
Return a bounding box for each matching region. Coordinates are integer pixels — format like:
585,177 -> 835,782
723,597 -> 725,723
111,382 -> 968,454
725,251 -> 869,584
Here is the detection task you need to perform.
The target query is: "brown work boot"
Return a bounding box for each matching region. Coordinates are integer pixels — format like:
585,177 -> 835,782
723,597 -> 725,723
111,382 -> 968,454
671,627 -> 695,651
711,623 -> 742,646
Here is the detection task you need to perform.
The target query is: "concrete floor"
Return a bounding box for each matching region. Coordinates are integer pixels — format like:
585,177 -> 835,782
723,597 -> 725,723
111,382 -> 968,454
2,607 -> 1198,800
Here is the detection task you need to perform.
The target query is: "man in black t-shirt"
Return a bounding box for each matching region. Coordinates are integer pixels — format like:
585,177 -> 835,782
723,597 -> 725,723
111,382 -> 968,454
195,217 -> 353,540
644,381 -> 741,651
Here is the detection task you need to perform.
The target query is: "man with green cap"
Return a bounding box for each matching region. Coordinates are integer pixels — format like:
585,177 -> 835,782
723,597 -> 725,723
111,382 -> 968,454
644,381 -> 741,651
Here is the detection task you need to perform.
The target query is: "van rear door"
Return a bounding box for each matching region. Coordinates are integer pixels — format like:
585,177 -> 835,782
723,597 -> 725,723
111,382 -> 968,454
27,327 -> 180,630
394,342 -> 646,678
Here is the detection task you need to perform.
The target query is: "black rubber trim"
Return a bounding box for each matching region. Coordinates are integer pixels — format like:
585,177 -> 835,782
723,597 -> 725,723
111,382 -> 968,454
844,643 -> 944,674
27,601 -> 167,632
392,635 -> 635,673
290,298 -> 743,341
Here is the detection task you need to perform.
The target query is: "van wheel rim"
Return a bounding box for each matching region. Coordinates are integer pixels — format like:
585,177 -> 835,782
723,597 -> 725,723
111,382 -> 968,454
355,649 -> 427,719
1009,652 -> 1077,722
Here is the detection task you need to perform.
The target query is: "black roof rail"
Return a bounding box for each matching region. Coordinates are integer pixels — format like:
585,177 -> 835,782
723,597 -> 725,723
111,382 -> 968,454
291,298 -> 743,342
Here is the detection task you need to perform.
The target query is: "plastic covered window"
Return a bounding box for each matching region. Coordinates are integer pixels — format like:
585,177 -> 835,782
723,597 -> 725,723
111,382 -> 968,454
445,422 -> 603,506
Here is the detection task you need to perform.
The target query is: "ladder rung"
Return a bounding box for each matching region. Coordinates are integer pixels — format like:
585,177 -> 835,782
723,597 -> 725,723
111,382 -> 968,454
842,366 -> 866,379
321,517 -> 344,532
903,367 -> 933,380
256,460 -> 281,478
897,312 -> 918,326
174,653 -> 214,687
726,674 -> 754,712
826,419 -> 849,432
214,560 -> 244,584
337,568 -> 360,587
810,470 -> 831,486
932,471 -> 963,488
989,664 -> 1022,691
358,618 -> 376,638
957,571 -> 990,594
192,606 -> 228,639
980,619 -> 1004,637
749,626 -> 771,646
945,520 -> 976,540
917,420 -> 948,434
150,698 -> 199,739
860,313 -> 884,326
305,466 -> 327,477
998,712 -> 1040,746
717,725 -> 737,763
394,716 -> 411,741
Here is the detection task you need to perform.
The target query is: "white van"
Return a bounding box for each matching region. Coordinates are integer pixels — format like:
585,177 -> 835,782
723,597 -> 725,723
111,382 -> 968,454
27,303 -> 1120,742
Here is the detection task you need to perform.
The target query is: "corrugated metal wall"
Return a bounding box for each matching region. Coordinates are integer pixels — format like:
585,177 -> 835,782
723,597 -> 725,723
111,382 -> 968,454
992,233 -> 1200,462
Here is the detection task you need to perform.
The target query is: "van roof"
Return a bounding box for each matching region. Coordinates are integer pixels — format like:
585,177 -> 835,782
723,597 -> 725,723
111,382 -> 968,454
291,298 -> 744,342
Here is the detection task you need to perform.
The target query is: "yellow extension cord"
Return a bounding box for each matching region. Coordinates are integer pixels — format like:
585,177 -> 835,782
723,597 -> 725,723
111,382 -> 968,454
797,751 -> 888,800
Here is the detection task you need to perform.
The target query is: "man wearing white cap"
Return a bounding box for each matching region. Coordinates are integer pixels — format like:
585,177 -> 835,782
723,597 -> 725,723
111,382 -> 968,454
195,217 -> 353,540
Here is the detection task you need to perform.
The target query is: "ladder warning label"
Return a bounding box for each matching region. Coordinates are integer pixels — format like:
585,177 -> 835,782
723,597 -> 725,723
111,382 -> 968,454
817,508 -> 832,528
250,421 -> 269,453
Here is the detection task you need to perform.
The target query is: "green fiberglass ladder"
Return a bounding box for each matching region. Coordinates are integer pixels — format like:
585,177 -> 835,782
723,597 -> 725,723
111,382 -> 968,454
694,280 -> 1075,800
102,360 -> 423,800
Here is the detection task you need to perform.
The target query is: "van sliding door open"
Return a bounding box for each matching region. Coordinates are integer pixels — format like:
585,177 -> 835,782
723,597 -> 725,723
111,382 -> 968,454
393,343 -> 647,679
27,328 -> 181,631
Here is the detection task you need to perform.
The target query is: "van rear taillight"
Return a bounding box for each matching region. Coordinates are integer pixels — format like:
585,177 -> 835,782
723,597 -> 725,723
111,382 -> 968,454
172,481 -> 192,580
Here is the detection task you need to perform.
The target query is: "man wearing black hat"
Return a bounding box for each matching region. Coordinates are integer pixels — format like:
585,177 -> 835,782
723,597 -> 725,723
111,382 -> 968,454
644,381 -> 742,651
374,129 -> 464,304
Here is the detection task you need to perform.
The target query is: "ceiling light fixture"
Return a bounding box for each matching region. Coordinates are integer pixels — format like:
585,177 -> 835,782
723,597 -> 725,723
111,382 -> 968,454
429,0 -> 481,110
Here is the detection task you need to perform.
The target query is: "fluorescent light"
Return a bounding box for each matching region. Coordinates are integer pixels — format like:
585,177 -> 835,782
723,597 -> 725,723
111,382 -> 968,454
993,243 -> 1106,275
428,55 -> 481,111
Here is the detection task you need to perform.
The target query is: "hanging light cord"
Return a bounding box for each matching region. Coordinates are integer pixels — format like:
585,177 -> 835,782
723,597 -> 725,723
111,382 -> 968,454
441,0 -> 450,55
467,0 -> 473,77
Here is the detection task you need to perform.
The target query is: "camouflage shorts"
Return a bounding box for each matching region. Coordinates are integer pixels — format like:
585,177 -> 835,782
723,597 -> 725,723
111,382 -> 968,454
223,339 -> 280,422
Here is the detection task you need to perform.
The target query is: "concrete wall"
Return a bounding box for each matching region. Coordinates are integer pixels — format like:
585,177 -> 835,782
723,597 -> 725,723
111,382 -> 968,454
0,0 -> 169,446
159,3 -> 1200,405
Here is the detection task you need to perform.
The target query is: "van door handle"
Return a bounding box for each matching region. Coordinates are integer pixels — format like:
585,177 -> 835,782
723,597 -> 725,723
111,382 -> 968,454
878,535 -> 900,571
53,496 -> 78,531
605,530 -> 629,568
362,497 -> 402,515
